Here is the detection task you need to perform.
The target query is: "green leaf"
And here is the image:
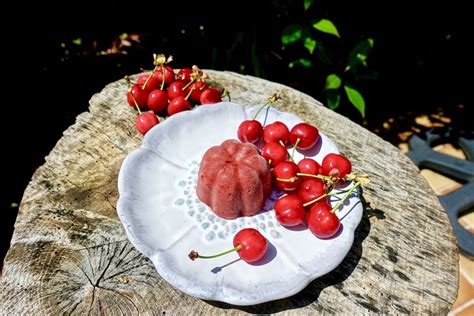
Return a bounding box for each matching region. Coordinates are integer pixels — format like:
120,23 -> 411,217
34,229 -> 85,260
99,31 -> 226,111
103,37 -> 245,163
72,38 -> 82,45
312,19 -> 340,37
282,24 -> 303,45
346,38 -> 374,71
304,0 -> 314,11
344,85 -> 366,117
326,90 -> 341,110
304,37 -> 317,54
288,58 -> 313,68
357,53 -> 368,66
357,71 -> 380,81
325,74 -> 342,90
315,42 -> 331,64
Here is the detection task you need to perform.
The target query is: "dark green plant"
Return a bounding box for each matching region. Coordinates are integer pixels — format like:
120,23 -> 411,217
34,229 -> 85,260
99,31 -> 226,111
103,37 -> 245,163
280,0 -> 375,117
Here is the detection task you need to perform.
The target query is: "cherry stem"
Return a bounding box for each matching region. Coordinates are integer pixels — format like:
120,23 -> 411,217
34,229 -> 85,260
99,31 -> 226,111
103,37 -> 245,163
301,184 -> 357,208
303,193 -> 329,207
185,86 -> 194,100
133,99 -> 142,114
125,76 -> 142,115
275,177 -> 298,183
160,65 -> 165,90
182,78 -> 196,90
188,245 -> 242,261
291,138 -> 300,161
222,88 -> 231,101
344,173 -> 370,184
251,94 -> 279,120
330,181 -> 361,214
296,173 -> 334,181
142,65 -> 158,90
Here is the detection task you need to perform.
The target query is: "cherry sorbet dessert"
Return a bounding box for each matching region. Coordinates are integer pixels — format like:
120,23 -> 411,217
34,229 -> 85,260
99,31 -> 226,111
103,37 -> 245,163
197,139 -> 272,219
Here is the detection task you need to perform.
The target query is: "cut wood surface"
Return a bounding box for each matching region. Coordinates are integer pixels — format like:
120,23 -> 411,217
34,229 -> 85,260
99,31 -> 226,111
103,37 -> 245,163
0,71 -> 458,314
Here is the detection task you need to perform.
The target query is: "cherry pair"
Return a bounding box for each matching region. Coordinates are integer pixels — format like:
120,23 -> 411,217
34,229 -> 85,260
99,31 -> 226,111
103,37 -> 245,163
274,195 -> 339,238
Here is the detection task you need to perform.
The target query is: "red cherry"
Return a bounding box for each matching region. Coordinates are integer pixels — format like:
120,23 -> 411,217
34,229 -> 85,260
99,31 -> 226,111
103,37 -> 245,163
298,179 -> 327,205
127,85 -> 149,110
187,81 -> 208,103
189,228 -> 268,264
307,202 -> 340,238
177,68 -> 193,82
263,121 -> 290,144
168,96 -> 192,116
233,228 -> 268,262
274,195 -> 306,226
321,153 -> 352,178
237,120 -> 263,143
137,73 -> 160,92
135,112 -> 159,135
289,123 -> 319,150
153,65 -> 175,86
298,158 -> 323,180
200,87 -> 222,105
272,161 -> 301,191
147,89 -> 169,113
261,142 -> 287,167
167,81 -> 187,100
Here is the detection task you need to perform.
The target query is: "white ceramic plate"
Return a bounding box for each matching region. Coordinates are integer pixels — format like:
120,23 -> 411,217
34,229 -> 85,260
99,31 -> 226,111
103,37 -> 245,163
117,102 -> 362,305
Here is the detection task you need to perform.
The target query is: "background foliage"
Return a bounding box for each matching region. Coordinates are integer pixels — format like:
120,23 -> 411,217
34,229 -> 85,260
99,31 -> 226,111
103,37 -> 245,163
1,0 -> 471,264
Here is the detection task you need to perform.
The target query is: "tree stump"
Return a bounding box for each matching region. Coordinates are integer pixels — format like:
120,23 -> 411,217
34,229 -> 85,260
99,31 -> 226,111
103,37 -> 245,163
0,71 -> 458,314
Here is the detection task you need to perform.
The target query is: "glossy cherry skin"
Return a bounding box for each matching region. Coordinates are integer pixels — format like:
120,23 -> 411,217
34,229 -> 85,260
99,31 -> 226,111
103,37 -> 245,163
261,142 -> 287,167
168,96 -> 192,116
233,228 -> 268,262
289,123 -> 319,150
298,179 -> 327,205
135,112 -> 159,135
187,81 -> 208,103
237,120 -> 263,143
200,87 -> 222,104
321,153 -> 352,178
263,121 -> 290,144
272,161 -> 301,191
167,81 -> 187,100
177,68 -> 193,82
274,195 -> 306,226
147,89 -> 169,113
153,65 -> 175,86
127,85 -> 149,110
298,158 -> 323,180
137,73 -> 160,92
307,202 -> 340,238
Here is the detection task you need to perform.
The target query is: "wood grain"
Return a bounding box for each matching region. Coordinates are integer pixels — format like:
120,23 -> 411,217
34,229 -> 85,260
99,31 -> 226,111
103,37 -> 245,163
0,71 -> 458,314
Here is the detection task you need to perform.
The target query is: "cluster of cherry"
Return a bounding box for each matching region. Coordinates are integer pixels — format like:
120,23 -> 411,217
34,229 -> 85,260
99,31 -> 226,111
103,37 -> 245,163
125,54 -> 224,135
190,97 -> 367,264
237,97 -> 356,240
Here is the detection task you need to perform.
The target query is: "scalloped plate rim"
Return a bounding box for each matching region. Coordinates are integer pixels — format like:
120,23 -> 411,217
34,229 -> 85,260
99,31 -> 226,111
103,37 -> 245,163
117,101 -> 362,305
